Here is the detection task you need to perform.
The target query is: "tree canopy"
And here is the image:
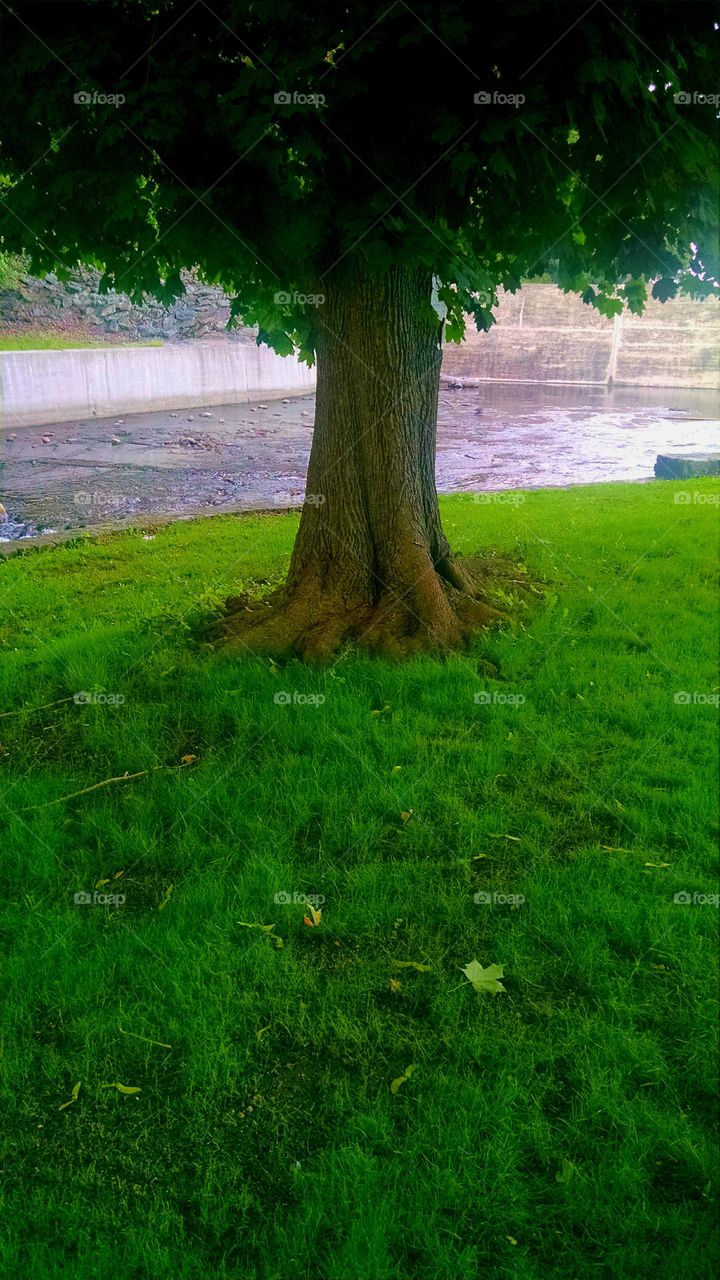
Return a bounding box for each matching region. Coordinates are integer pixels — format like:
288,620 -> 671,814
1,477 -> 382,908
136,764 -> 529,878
1,0 -> 718,359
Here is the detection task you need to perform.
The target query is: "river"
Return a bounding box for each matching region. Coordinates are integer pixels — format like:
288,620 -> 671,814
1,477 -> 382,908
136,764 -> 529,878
1,382 -> 718,542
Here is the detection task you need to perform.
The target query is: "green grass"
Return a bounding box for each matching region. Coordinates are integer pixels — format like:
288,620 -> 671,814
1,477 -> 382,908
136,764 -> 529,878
1,481 -> 718,1280
0,330 -> 164,350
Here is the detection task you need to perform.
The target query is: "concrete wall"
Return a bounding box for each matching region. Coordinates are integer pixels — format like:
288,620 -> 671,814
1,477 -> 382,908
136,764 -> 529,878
441,284 -> 719,389
0,340 -> 316,428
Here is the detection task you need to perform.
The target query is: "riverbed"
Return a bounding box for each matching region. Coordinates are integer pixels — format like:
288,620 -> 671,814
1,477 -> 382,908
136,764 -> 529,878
1,382 -> 718,541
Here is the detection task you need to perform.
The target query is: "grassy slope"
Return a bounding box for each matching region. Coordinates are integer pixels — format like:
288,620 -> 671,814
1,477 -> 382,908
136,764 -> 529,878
1,482 -> 718,1280
0,331 -> 163,350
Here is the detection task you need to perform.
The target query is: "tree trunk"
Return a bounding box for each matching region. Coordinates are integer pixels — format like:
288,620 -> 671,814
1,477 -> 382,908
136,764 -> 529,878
215,258 -> 500,659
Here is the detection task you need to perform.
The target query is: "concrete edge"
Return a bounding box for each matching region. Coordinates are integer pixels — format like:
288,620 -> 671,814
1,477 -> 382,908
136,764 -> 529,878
0,502 -> 302,557
2,477 -> 688,559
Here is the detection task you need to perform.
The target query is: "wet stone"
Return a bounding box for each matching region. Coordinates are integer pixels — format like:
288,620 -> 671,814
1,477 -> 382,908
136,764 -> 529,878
654,452 -> 720,479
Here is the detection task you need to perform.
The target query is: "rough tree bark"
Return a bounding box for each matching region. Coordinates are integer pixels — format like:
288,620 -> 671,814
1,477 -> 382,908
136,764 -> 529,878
215,258 -> 501,659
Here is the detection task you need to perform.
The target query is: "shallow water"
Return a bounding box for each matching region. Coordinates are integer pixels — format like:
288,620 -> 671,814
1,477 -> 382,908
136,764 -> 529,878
1,382 -> 718,541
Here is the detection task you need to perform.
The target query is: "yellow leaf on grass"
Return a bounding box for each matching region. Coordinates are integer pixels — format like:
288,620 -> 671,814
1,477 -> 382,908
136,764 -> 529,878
58,1081 -> 81,1111
400,810 -> 413,823
304,904 -> 322,927
389,978 -> 401,993
95,878 -> 110,888
103,1083 -> 141,1094
644,861 -> 670,868
391,765 -> 402,773
394,960 -> 431,972
488,834 -> 520,842
390,1064 -> 416,1094
180,754 -> 197,765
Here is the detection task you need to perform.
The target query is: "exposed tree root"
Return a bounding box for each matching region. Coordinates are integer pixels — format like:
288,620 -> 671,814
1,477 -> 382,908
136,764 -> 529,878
209,554 -> 518,662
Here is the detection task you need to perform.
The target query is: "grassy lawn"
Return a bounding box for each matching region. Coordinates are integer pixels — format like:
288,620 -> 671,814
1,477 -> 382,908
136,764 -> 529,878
0,331 -> 164,350
1,481 -> 718,1279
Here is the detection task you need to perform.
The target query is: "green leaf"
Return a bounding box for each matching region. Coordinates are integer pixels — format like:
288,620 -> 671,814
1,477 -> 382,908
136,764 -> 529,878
394,960 -> 432,972
461,960 -> 506,995
556,1157 -> 577,1184
390,1064 -> 417,1094
58,1081 -> 81,1111
158,883 -> 174,912
102,1083 -> 142,1094
652,277 -> 679,303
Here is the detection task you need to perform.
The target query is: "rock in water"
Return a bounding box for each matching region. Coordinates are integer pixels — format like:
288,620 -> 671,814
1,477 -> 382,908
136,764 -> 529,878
439,374 -> 484,389
655,452 -> 720,479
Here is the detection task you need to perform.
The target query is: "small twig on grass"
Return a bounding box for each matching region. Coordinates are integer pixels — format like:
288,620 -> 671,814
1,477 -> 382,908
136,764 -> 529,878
0,695 -> 75,719
118,1027 -> 172,1050
21,769 -> 154,810
19,760 -> 195,811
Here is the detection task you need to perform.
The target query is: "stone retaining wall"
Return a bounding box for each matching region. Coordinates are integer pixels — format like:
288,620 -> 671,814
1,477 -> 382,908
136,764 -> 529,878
0,267 -> 232,341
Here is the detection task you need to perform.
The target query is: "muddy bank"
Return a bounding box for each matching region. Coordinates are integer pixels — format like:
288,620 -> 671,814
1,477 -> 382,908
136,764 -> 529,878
2,383 -> 718,542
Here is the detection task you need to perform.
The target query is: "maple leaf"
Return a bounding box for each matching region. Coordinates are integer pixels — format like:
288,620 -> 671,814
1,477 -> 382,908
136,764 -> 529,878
461,959 -> 506,995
